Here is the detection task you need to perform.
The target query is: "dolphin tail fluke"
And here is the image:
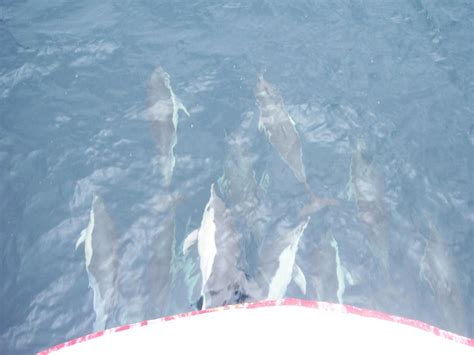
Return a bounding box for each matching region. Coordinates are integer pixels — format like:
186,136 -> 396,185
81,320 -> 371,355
299,193 -> 339,218
305,183 -> 339,207
182,228 -> 199,255
293,263 -> 307,295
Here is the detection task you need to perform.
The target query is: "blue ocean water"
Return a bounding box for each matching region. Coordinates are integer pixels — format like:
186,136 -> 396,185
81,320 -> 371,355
1,1 -> 473,353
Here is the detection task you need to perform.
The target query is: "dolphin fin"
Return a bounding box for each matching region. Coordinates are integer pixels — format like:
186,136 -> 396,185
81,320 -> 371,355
183,228 -> 199,255
216,174 -> 229,196
330,234 -> 346,304
76,203 -> 95,250
345,179 -> 354,201
259,171 -> 270,192
76,228 -> 87,250
342,265 -> 355,286
293,263 -> 306,295
177,99 -> 190,117
287,113 -> 297,126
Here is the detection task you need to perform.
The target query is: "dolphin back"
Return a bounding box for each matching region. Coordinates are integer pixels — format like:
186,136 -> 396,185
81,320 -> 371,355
78,194 -> 119,331
255,75 -> 307,184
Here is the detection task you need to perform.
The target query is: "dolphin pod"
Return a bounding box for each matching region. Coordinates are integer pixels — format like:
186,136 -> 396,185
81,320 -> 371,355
182,184 -> 312,308
76,194 -> 119,331
73,69 -> 466,338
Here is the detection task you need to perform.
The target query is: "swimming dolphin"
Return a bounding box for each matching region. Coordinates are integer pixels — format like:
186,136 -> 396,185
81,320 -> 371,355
218,113 -> 261,218
254,217 -> 310,300
255,74 -> 337,214
217,113 -> 273,251
76,194 -> 119,331
306,231 -> 350,304
147,65 -> 189,187
348,139 -> 389,273
183,184 -> 249,309
255,74 -> 307,186
419,218 -> 467,335
145,192 -> 182,319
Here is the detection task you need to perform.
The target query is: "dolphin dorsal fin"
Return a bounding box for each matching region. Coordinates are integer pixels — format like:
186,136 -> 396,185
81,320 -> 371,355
293,263 -> 306,295
183,228 -> 199,255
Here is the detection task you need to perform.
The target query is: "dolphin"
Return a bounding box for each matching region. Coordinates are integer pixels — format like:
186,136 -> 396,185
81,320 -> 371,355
183,183 -> 249,309
76,194 -> 119,331
254,217 -> 310,300
255,74 -> 307,186
147,65 -> 189,187
419,218 -> 467,335
145,192 -> 181,319
217,113 -> 273,251
306,231 -> 351,304
218,113 -> 261,218
255,74 -> 338,214
144,191 -> 184,318
348,139 -> 389,273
